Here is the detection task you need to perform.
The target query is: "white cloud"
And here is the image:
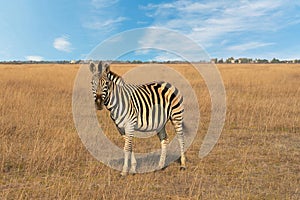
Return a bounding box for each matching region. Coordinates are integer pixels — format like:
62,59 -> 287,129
141,0 -> 300,49
83,0 -> 126,36
227,42 -> 275,51
91,0 -> 119,9
25,55 -> 44,61
133,49 -> 150,56
133,49 -> 183,61
84,17 -> 127,31
153,52 -> 183,62
137,28 -> 210,61
53,36 -> 72,52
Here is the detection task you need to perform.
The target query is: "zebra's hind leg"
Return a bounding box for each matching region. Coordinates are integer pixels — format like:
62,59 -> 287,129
173,120 -> 186,170
157,127 -> 169,170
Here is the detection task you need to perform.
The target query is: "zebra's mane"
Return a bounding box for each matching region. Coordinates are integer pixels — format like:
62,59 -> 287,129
107,71 -> 125,86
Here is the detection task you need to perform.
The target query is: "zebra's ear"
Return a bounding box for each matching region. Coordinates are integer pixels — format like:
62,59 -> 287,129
89,62 -> 96,73
104,63 -> 110,73
97,61 -> 103,74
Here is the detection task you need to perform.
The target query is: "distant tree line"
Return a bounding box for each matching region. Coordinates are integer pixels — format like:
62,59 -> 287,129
0,60 -> 190,64
1,58 -> 300,64
0,60 -> 81,64
211,57 -> 300,64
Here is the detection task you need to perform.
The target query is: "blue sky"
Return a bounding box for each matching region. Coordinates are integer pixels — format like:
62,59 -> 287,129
0,0 -> 300,61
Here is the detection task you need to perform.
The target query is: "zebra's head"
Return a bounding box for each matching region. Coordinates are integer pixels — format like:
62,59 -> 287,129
89,61 -> 111,110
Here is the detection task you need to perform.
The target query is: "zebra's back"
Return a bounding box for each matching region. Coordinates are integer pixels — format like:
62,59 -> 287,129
130,81 -> 184,132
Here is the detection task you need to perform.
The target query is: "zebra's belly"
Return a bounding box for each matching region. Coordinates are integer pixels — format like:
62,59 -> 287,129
134,123 -> 166,132
135,111 -> 169,132
114,115 -> 168,134
115,119 -> 165,136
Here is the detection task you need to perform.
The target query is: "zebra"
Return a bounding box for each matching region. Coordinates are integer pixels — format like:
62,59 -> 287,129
89,61 -> 186,176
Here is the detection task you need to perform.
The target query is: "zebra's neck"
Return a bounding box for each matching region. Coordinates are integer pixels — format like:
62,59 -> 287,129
104,71 -> 126,110
104,71 -> 139,123
105,80 -> 133,126
107,71 -> 125,86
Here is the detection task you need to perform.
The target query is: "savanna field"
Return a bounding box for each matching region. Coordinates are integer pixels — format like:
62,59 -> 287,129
0,63 -> 299,199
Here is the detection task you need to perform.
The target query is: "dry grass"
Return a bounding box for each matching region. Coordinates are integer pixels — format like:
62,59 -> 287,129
0,63 -> 299,199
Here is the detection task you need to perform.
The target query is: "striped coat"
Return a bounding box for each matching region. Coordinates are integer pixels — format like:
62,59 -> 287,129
90,62 -> 186,175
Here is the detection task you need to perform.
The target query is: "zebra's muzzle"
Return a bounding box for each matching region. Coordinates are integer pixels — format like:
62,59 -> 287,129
95,98 -> 104,110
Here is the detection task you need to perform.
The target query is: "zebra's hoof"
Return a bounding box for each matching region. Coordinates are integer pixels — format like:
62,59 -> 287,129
155,166 -> 163,171
120,171 -> 128,176
155,165 -> 167,172
129,169 -> 136,175
154,168 -> 161,173
180,166 -> 186,171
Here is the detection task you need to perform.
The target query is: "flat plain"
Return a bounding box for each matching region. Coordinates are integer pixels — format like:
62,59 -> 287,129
0,63 -> 299,199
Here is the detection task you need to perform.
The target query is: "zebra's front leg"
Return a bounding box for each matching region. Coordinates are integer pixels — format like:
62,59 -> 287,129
129,151 -> 137,174
121,135 -> 132,176
121,134 -> 136,176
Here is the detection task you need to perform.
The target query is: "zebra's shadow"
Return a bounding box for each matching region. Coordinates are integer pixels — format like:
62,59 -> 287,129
108,153 -> 181,173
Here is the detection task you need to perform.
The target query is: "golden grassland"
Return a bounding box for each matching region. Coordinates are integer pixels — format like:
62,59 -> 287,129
0,63 -> 299,199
